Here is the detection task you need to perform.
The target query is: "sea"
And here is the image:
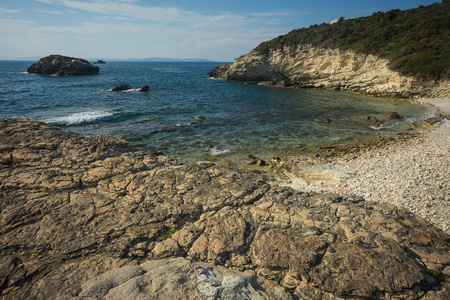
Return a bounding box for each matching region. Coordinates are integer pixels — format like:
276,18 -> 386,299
0,60 -> 433,166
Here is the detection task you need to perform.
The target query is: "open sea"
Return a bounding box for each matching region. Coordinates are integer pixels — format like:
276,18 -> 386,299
0,60 -> 433,166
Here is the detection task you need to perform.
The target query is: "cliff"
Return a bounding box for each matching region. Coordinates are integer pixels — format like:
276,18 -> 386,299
208,45 -> 449,98
1,120 -> 449,299
208,1 -> 450,98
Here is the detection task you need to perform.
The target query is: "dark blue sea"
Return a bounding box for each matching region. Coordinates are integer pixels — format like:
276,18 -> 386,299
0,60 -> 432,166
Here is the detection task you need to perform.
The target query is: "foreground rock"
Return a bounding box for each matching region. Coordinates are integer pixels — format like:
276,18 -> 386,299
56,257 -> 290,300
0,120 -> 449,299
27,55 -> 100,76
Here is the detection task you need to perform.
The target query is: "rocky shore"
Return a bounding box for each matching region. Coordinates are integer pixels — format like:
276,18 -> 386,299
207,46 -> 450,99
273,98 -> 450,236
1,119 -> 449,299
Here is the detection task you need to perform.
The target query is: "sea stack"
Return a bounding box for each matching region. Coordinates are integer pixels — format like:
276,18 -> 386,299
27,55 -> 100,76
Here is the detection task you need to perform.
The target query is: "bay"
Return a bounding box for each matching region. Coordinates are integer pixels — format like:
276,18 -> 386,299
0,60 -> 432,165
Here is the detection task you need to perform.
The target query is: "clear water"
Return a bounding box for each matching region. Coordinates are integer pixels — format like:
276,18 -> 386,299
0,60 -> 432,166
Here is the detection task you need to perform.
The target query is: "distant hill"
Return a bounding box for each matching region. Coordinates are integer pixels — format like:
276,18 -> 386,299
106,57 -> 212,62
255,1 -> 450,80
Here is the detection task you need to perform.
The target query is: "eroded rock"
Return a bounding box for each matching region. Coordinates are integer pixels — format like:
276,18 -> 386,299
112,84 -> 132,92
27,55 -> 100,76
0,120 -> 449,299
138,85 -> 149,92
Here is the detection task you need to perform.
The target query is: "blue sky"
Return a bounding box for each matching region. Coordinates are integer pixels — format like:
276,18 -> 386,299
0,0 -> 440,61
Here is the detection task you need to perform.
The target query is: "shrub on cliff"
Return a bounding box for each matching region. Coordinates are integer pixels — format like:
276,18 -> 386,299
255,1 -> 450,80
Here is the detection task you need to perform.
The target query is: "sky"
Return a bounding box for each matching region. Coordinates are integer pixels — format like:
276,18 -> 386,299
0,0 -> 441,61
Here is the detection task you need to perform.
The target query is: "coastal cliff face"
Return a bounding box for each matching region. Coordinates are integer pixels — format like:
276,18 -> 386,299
208,45 -> 449,98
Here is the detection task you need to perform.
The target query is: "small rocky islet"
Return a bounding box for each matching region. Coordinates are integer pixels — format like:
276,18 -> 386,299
26,55 -> 100,76
0,119 -> 449,299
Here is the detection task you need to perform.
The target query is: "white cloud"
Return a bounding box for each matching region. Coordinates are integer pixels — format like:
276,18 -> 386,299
35,0 -> 203,24
33,0 -> 290,29
12,0 -> 297,60
0,8 -> 21,14
251,12 -> 297,17
93,15 -> 134,21
0,18 -> 34,25
36,9 -> 64,14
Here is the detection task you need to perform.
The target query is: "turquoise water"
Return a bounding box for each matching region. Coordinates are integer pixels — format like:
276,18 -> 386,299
0,60 -> 432,165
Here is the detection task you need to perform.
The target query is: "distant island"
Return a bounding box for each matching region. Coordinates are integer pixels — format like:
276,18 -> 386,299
105,57 -> 212,62
1,57 -> 213,62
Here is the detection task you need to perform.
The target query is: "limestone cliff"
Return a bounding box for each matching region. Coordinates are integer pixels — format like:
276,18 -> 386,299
208,45 -> 449,98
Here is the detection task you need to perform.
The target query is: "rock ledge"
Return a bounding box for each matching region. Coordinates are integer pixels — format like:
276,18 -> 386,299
0,120 -> 449,299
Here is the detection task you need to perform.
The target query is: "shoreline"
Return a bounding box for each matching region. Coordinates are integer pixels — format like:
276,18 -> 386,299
275,96 -> 450,234
1,113 -> 449,299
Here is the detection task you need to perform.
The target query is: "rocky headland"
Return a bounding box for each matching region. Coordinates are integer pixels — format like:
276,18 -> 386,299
207,45 -> 449,99
27,55 -> 100,76
207,2 -> 449,100
1,119 -> 449,299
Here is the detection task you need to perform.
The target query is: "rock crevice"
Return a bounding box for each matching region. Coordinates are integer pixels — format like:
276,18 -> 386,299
0,120 -> 449,299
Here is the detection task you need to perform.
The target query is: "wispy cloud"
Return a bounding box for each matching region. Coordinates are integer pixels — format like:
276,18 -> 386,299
250,12 -> 303,17
0,18 -> 34,25
36,9 -> 63,14
0,8 -> 21,14
33,0 -> 291,29
35,0 -> 204,24
93,15 -> 134,21
21,0 -> 298,60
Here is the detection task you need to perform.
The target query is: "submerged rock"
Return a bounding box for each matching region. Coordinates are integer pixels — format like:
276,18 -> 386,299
384,111 -> 402,120
0,120 -> 449,300
138,85 -> 149,92
366,116 -> 379,122
27,55 -> 100,76
314,118 -> 332,123
112,84 -> 132,91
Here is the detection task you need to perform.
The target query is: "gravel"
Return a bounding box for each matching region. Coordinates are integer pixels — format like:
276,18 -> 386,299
333,118 -> 450,234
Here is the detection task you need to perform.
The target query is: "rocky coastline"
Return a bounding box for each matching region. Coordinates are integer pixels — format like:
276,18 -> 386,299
207,45 -> 450,99
271,99 -> 450,236
1,116 -> 449,299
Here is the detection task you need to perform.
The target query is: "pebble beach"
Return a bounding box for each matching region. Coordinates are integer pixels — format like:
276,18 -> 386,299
333,98 -> 450,234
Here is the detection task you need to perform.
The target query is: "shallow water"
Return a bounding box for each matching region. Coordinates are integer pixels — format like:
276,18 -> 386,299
0,60 -> 433,165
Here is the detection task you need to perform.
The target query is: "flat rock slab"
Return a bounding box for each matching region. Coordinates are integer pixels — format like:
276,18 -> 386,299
56,257 -> 291,300
0,120 -> 449,299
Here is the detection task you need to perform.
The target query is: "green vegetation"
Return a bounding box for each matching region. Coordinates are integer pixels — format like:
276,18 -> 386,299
255,1 -> 450,80
226,260 -> 234,268
398,220 -> 409,228
427,269 -> 447,282
76,178 -> 82,189
323,230 -> 338,236
116,191 -> 127,197
161,229 -> 176,241
283,286 -> 295,294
